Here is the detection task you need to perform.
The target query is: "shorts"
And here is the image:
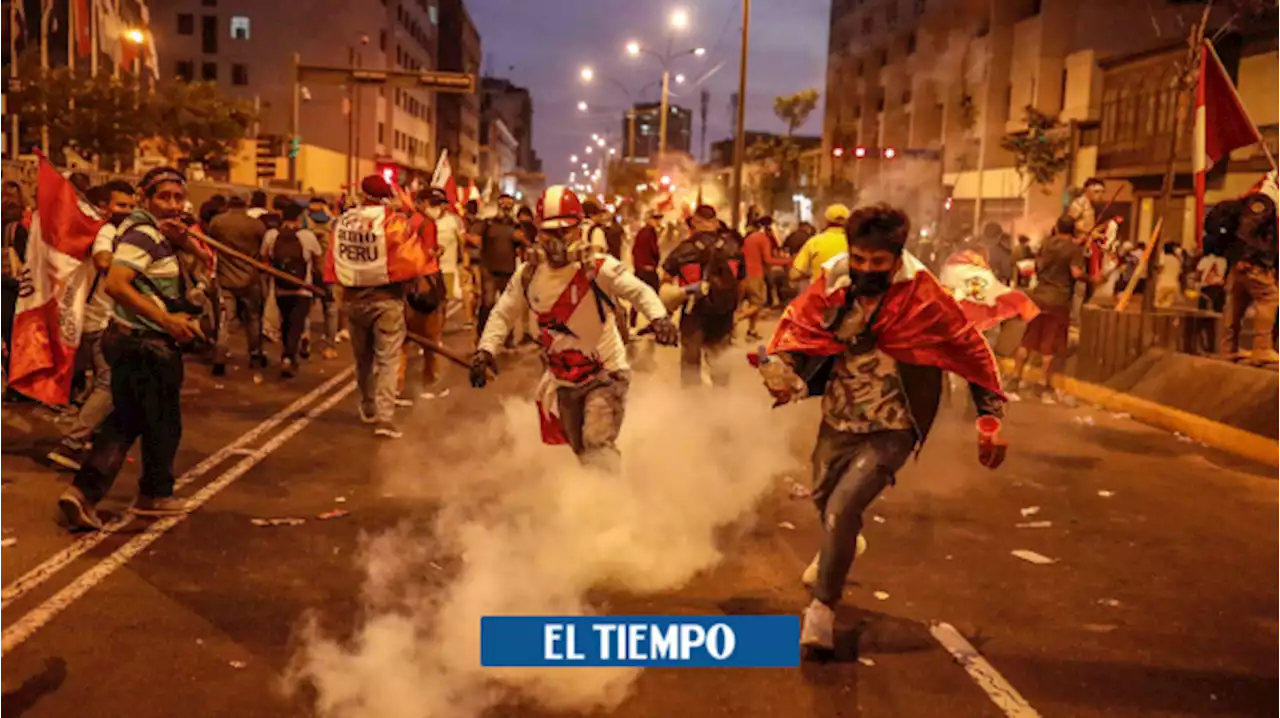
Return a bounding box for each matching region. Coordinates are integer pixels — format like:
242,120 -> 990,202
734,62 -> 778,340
742,276 -> 768,307
1020,306 -> 1070,356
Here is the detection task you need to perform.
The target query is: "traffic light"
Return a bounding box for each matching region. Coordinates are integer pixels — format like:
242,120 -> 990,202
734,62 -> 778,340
832,147 -> 845,158
853,146 -> 867,158
288,136 -> 301,159
882,147 -> 897,159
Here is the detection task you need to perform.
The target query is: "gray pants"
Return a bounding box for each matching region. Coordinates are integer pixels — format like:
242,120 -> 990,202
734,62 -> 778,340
347,299 -> 406,423
66,330 -> 112,445
215,284 -> 265,363
810,424 -> 916,606
556,371 -> 630,471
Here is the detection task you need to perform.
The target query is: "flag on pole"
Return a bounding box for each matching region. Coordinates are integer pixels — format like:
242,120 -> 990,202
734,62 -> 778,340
1193,40 -> 1263,246
74,0 -> 91,58
430,149 -> 459,206
8,154 -> 106,405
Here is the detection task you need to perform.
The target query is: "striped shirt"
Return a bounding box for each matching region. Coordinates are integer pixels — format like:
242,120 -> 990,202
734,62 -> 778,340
111,223 -> 182,333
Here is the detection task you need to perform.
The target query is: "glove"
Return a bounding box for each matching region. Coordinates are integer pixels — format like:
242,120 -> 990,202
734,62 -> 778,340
649,316 -> 679,347
976,415 -> 1007,469
469,349 -> 497,388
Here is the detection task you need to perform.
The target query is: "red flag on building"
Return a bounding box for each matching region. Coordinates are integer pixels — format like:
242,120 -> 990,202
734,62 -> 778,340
7,154 -> 106,405
1194,40 -> 1263,246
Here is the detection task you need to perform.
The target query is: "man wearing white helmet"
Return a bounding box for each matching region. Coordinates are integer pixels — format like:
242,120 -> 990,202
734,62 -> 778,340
469,185 -> 678,469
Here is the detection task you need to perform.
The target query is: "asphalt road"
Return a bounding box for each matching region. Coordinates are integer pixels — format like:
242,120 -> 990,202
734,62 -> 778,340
2,312 -> 1276,718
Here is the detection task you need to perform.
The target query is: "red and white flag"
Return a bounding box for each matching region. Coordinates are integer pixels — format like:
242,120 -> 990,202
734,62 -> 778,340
430,149 -> 459,207
8,155 -> 106,404
938,250 -> 1039,333
1194,40 -> 1263,245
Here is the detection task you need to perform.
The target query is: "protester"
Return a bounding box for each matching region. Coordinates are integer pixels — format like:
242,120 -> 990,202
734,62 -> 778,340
469,185 -> 677,470
423,187 -> 465,314
207,194 -> 267,373
740,216 -> 791,339
327,175 -> 434,439
1195,249 -> 1228,313
301,196 -> 340,359
583,200 -> 629,338
783,220 -> 815,256
754,203 -> 1006,653
1009,214 -> 1089,401
2,181 -> 29,385
397,191 -> 446,402
1154,243 -> 1186,308
792,204 -> 850,283
1011,234 -> 1035,288
58,167 -> 206,531
460,199 -> 484,329
262,202 -> 324,378
247,190 -> 269,219
198,194 -> 226,231
476,193 -> 522,340
662,204 -> 744,387
47,181 -> 137,470
1218,192 -> 1278,363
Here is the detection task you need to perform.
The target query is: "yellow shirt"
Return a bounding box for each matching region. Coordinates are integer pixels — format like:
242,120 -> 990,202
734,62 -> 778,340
793,227 -> 847,278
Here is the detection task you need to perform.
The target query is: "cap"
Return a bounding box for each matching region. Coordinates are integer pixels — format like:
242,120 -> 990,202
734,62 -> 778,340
361,174 -> 393,199
427,187 -> 449,204
694,204 -> 717,221
824,203 -> 850,223
582,200 -> 603,216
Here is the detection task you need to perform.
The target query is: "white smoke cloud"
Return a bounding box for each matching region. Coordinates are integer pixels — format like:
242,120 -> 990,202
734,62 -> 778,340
286,370 -> 813,718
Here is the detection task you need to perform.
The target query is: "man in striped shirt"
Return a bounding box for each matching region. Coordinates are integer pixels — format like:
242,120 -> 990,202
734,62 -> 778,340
59,167 -> 205,532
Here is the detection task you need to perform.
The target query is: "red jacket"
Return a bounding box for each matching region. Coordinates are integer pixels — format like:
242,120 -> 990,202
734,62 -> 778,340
632,225 -> 661,270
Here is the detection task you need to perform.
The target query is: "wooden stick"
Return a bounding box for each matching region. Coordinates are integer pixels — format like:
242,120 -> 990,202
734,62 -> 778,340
405,330 -> 472,370
1114,218 -> 1164,313
186,226 -> 328,297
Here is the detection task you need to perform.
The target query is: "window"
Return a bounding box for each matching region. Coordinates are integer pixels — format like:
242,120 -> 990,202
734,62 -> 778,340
902,89 -> 912,105
380,30 -> 387,51
230,16 -> 249,40
915,0 -> 926,15
176,60 -> 194,81
178,14 -> 194,35
201,0 -> 216,6
876,96 -> 885,112
861,15 -> 873,35
886,3 -> 898,28
202,62 -> 217,81
856,59 -> 863,76
877,49 -> 887,66
396,46 -> 403,67
429,4 -> 438,25
378,122 -> 385,144
202,15 -> 218,53
906,31 -> 916,55
232,63 -> 248,85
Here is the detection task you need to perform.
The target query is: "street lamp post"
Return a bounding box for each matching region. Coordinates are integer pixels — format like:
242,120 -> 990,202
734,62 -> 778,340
625,11 -> 704,171
730,0 -> 751,231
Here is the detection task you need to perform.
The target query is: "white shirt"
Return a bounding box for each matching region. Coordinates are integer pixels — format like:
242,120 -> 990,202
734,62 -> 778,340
479,254 -> 667,381
82,224 -> 118,333
1196,255 -> 1227,288
434,211 -> 464,274
246,207 -> 267,219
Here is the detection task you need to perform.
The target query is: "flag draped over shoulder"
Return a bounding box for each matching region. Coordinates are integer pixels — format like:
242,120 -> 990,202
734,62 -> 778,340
937,249 -> 1040,332
8,154 -> 106,405
431,149 -> 459,207
765,252 -> 1005,396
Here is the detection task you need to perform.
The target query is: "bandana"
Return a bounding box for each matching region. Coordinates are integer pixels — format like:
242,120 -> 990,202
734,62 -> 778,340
141,169 -> 187,196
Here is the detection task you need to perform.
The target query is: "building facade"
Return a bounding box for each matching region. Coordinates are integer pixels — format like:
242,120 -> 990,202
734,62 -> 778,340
149,0 -> 442,193
624,101 -> 693,165
821,0 -> 1244,238
481,76 -> 541,172
479,116 -> 519,196
436,0 -> 481,184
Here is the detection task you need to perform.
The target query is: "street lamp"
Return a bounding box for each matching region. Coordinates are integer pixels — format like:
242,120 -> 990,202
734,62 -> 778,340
675,73 -> 686,84
592,133 -> 599,141
577,101 -> 588,112
585,147 -> 592,154
125,28 -> 145,44
624,29 -> 705,168
596,138 -> 606,147
580,66 -> 594,82
570,154 -> 578,163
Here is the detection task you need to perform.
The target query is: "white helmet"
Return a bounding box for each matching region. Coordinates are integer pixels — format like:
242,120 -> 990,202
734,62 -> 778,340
536,185 -> 584,230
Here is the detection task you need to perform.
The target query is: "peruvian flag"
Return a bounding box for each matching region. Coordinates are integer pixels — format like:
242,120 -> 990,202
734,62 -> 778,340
1194,40 -> 1263,247
938,250 -> 1040,333
430,149 -> 459,207
8,154 -> 106,405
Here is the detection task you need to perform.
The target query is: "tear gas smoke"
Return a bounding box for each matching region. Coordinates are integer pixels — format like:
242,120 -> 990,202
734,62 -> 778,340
286,373 -> 812,718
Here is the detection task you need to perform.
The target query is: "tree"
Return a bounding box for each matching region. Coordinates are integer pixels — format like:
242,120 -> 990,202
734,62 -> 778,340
150,81 -> 256,165
773,89 -> 820,137
1000,106 -> 1071,192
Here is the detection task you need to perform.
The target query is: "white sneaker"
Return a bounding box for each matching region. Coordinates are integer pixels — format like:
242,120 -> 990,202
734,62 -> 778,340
800,535 -> 866,587
800,599 -> 835,651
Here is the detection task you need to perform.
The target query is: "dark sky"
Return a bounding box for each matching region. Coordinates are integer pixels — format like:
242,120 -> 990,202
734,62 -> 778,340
468,0 -> 830,183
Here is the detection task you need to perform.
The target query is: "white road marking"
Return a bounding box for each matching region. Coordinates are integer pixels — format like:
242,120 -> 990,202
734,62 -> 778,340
1,380 -> 356,655
0,368 -> 354,610
929,621 -> 1042,718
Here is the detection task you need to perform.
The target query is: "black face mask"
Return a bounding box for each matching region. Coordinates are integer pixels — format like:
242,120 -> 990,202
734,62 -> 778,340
110,212 -> 131,226
849,268 -> 893,297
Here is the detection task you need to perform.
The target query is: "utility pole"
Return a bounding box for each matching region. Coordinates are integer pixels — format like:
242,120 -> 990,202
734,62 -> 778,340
8,0 -> 21,157
699,88 -> 709,163
289,53 -> 300,185
730,0 -> 751,231
658,68 -> 670,167
346,47 -> 355,189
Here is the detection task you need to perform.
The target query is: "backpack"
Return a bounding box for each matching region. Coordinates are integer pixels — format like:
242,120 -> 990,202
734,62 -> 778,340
520,254 -> 614,325
271,227 -> 310,282
692,232 -> 740,316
